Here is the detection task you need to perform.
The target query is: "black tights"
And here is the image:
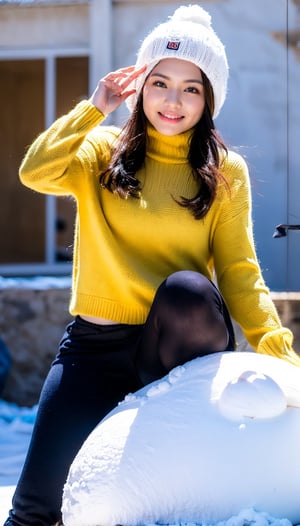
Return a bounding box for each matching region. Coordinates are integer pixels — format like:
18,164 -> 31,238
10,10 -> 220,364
4,271 -> 235,526
136,270 -> 235,383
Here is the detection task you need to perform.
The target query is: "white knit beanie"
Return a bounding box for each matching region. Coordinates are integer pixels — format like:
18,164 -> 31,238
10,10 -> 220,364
126,4 -> 229,119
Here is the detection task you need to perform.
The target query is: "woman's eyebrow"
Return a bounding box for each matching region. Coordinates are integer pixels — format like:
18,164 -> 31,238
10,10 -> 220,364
150,72 -> 203,84
184,79 -> 203,85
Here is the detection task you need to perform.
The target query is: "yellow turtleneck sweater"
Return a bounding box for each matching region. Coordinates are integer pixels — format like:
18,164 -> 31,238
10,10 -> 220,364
19,100 -> 300,367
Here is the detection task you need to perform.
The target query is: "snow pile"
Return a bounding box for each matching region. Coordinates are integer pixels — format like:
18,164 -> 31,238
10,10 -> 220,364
62,352 -> 300,526
0,275 -> 71,290
1,352 -> 300,526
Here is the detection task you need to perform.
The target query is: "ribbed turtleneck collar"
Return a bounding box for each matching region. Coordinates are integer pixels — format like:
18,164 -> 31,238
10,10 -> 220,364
146,124 -> 192,165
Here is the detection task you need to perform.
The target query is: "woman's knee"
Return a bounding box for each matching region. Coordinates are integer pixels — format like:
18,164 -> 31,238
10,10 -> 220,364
137,271 -> 235,384
153,271 -> 223,319
153,271 -> 233,365
158,270 -> 214,297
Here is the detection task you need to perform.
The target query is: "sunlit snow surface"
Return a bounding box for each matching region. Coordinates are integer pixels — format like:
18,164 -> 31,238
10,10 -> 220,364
62,352 -> 300,526
1,352 -> 300,526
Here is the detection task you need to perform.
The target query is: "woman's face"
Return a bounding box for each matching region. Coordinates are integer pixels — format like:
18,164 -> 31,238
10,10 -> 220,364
142,58 -> 205,136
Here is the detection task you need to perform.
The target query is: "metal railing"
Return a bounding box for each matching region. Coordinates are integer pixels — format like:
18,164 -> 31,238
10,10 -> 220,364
273,224 -> 300,238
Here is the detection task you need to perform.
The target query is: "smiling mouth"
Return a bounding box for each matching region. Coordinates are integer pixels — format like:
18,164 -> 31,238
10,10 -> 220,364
159,112 -> 184,122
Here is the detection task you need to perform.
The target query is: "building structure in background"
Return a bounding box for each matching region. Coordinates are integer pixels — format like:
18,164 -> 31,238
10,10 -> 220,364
0,0 -> 299,291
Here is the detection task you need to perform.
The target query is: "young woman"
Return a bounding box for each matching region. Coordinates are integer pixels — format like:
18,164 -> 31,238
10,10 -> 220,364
4,5 -> 300,526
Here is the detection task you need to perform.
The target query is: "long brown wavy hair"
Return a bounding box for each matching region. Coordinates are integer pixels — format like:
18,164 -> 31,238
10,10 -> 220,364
100,70 -> 229,219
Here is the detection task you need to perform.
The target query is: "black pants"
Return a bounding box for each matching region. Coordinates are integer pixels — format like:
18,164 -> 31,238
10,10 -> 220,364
4,271 -> 235,526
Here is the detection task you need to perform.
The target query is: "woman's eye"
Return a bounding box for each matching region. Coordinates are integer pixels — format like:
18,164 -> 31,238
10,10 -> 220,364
153,80 -> 166,88
185,86 -> 200,94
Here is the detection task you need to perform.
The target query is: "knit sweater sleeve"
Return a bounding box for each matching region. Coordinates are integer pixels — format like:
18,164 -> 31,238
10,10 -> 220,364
213,151 -> 300,368
19,100 -> 118,195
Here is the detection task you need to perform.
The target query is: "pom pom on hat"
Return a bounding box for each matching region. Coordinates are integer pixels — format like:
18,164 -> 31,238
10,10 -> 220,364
126,4 -> 229,119
170,4 -> 212,27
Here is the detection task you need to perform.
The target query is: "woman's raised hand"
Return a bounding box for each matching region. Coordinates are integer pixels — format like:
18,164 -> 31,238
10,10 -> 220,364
90,65 -> 147,116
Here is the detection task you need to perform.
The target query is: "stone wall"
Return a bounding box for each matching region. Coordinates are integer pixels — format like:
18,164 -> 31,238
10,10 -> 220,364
0,279 -> 72,406
1,281 -> 300,407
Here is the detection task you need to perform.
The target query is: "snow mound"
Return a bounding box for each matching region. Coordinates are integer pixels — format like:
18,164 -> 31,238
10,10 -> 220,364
62,352 -> 300,526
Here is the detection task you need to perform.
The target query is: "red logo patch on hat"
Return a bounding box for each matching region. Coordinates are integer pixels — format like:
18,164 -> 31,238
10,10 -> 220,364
166,41 -> 181,51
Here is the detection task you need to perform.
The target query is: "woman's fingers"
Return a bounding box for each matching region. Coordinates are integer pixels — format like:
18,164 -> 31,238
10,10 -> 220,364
90,64 -> 147,114
121,64 -> 147,90
104,64 -> 147,93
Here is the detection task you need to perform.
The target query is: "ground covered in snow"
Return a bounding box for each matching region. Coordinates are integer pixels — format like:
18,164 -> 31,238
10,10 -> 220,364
0,400 -> 37,523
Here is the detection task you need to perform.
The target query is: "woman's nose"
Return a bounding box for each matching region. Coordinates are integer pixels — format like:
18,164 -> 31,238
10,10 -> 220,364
165,89 -> 181,106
